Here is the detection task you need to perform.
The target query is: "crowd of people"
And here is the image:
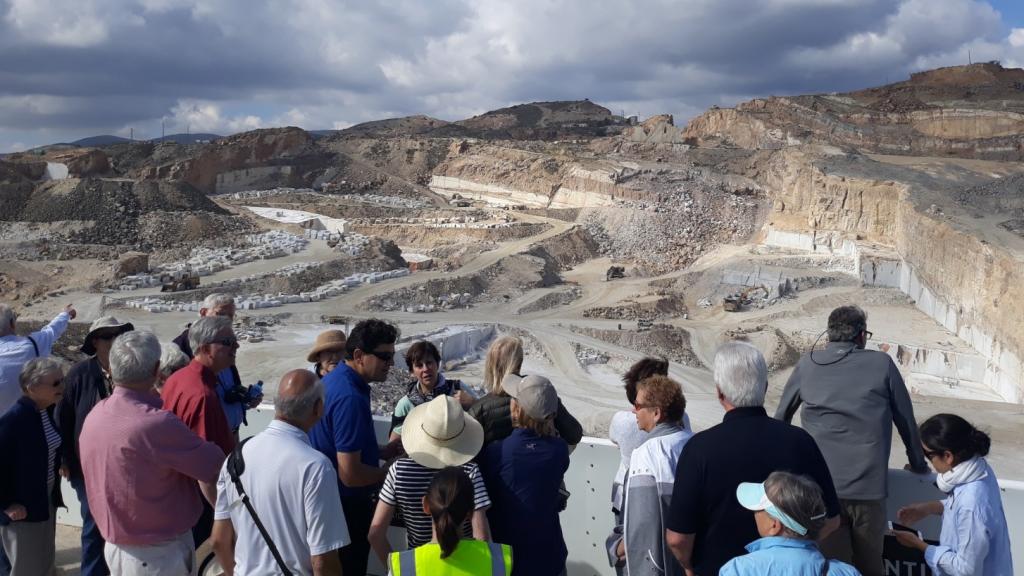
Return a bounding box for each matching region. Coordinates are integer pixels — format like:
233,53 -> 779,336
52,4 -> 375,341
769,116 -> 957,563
0,299 -> 1016,575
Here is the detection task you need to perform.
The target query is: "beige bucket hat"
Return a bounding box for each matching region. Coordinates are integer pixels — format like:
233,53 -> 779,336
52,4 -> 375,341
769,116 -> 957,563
82,316 -> 134,355
402,395 -> 484,469
306,330 -> 347,363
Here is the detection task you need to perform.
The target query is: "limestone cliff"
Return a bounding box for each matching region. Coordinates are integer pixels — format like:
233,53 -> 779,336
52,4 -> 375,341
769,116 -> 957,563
684,63 -> 1024,160
756,147 -> 1024,402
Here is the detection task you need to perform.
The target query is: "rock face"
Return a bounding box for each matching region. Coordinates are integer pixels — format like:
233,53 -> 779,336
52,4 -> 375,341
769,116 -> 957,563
136,127 -> 327,193
685,63 -> 1024,160
114,251 -> 149,277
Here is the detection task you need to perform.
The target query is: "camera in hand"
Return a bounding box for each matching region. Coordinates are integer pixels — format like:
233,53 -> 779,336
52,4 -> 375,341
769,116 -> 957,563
224,381 -> 263,405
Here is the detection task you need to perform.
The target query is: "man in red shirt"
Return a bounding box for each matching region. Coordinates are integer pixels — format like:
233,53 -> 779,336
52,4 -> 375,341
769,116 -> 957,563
161,315 -> 238,547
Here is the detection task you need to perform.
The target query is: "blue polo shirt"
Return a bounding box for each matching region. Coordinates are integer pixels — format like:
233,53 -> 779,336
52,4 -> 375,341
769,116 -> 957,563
478,428 -> 570,576
308,363 -> 380,498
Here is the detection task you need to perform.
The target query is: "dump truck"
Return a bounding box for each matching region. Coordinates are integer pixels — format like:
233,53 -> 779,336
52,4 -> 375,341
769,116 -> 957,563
606,266 -> 625,281
159,274 -> 199,292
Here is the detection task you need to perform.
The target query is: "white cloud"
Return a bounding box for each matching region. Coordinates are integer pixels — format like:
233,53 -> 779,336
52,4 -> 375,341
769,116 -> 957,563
1010,28 -> 1024,48
168,100 -> 266,134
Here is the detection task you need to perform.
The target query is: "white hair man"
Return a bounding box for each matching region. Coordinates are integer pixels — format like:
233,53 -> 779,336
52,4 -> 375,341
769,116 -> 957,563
0,303 -> 76,414
79,331 -> 224,575
212,370 -> 350,575
172,293 -> 261,440
162,315 -> 239,548
665,341 -> 842,576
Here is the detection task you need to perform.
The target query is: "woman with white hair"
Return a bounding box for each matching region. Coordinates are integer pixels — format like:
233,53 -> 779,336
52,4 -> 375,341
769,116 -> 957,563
157,343 -> 191,394
468,336 -> 583,446
0,357 -> 66,576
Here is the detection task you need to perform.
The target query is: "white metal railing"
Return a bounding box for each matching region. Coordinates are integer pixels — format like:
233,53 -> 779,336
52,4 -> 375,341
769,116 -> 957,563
58,405 -> 1024,575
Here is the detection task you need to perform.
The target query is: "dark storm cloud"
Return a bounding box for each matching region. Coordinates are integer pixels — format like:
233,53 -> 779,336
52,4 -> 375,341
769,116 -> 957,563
0,0 -> 1020,149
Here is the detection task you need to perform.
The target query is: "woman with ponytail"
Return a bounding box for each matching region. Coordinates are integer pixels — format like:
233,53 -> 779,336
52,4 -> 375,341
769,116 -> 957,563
387,467 -> 512,575
894,413 -> 1013,576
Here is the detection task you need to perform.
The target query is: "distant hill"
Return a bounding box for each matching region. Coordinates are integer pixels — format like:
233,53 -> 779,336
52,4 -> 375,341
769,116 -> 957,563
151,133 -> 222,144
71,135 -> 131,147
308,130 -> 339,139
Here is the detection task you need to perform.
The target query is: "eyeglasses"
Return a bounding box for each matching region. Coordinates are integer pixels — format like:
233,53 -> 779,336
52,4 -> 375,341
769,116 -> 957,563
632,403 -> 657,411
365,349 -> 395,363
211,337 -> 239,347
864,330 -> 874,340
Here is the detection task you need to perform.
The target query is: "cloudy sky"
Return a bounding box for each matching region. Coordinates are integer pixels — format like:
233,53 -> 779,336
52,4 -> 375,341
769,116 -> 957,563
2,0 -> 1023,151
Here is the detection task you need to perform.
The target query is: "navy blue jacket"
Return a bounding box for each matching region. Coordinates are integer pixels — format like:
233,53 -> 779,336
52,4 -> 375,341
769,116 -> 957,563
0,396 -> 64,526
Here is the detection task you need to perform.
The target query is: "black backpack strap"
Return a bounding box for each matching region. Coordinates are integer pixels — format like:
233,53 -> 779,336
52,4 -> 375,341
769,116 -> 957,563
27,336 -> 39,357
227,437 -> 294,576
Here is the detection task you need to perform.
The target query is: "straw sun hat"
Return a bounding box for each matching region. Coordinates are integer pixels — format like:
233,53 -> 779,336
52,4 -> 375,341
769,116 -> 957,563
402,395 -> 484,469
306,330 -> 347,363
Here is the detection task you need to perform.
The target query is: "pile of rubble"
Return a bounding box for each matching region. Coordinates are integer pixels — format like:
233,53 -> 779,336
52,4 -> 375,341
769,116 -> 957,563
517,286 -> 583,314
122,268 -> 411,313
583,295 -> 687,320
117,231 -> 307,290
574,343 -> 610,367
579,186 -> 761,274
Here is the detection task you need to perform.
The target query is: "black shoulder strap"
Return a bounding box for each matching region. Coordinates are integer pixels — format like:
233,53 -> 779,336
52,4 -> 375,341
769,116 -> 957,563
27,336 -> 39,357
227,437 -> 294,576
821,558 -> 830,576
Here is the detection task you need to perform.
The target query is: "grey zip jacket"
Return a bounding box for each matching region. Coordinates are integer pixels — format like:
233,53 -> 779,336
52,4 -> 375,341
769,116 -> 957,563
775,341 -> 928,500
607,422 -> 692,576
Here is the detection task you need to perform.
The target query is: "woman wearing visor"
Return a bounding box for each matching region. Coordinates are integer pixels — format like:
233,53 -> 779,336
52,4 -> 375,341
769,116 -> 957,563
720,471 -> 860,576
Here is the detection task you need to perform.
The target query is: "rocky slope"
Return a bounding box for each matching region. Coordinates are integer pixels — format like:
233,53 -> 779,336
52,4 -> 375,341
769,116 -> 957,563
684,63 -> 1024,160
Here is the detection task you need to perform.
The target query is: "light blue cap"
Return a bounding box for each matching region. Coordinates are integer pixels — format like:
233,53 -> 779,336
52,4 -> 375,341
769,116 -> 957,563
736,482 -> 808,536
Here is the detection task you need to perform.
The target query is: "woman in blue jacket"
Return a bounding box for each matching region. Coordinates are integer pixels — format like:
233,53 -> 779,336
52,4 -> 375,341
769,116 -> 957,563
0,357 -> 65,576
894,414 -> 1013,576
720,471 -> 859,576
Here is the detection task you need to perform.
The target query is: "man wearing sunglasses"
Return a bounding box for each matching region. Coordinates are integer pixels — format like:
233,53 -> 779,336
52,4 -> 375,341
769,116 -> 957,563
309,318 -> 399,576
775,305 -> 929,576
162,315 -> 239,549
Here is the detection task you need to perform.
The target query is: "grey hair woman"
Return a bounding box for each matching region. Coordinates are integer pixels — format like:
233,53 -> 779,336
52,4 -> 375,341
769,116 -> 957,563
720,471 -> 860,575
0,357 -> 66,575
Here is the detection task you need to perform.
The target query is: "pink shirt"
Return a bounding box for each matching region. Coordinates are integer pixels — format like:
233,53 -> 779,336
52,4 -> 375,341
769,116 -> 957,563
79,386 -> 225,546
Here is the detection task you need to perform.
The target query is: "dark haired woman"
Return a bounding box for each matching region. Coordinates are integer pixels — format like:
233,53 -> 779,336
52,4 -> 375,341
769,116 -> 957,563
387,467 -> 512,575
894,413 -> 1013,576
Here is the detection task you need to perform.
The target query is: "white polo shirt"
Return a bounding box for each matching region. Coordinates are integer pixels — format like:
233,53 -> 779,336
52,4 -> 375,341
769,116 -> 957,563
215,420 -> 350,575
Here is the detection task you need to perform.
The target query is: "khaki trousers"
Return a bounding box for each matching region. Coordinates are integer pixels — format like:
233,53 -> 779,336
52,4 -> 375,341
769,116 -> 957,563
0,505 -> 57,576
819,498 -> 886,576
104,531 -> 195,576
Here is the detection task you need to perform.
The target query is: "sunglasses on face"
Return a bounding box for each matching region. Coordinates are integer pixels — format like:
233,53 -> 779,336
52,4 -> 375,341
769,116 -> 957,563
923,448 -> 945,460
211,337 -> 239,347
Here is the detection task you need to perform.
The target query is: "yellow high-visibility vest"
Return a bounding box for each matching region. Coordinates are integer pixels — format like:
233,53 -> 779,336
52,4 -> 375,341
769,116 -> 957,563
388,540 -> 512,576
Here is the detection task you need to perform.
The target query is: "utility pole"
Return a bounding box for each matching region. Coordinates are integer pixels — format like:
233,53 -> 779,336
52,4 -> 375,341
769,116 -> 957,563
969,50 -> 972,65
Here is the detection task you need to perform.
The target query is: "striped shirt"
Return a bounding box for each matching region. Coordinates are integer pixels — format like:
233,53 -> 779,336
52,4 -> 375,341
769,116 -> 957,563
40,408 -> 61,491
379,458 -> 491,547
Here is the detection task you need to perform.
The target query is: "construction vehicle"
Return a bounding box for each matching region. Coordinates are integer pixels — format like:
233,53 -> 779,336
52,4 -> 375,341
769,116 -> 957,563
722,285 -> 770,312
159,274 -> 199,292
606,266 -> 625,281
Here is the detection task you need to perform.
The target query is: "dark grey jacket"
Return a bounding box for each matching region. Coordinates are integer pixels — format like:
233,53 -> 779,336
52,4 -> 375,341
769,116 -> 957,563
469,393 -> 583,446
775,341 -> 928,500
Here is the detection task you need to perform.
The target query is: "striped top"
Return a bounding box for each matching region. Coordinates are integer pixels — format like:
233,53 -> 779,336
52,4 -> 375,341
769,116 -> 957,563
379,458 -> 491,547
39,409 -> 61,491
